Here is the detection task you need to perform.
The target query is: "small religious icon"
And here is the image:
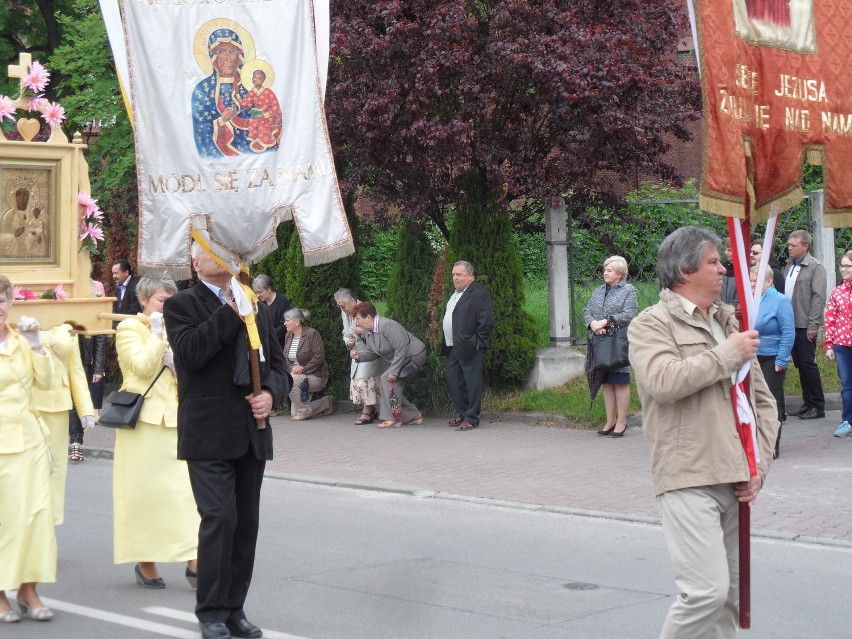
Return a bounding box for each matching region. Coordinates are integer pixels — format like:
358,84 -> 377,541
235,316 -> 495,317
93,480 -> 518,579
239,60 -> 283,154
733,0 -> 816,53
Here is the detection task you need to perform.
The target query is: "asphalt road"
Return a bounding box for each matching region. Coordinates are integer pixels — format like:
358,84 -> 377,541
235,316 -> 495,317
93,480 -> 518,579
10,459 -> 851,638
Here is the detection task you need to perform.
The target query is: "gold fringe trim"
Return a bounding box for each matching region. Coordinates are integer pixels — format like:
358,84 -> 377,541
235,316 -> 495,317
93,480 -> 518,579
806,148 -> 823,166
137,264 -> 194,281
242,236 -> 279,264
699,194 -> 746,219
302,240 -> 355,267
825,211 -> 852,227
753,187 -> 803,222
700,187 -> 804,224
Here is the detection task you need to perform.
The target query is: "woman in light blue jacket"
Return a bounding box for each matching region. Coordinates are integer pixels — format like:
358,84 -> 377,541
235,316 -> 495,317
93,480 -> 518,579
751,266 -> 795,458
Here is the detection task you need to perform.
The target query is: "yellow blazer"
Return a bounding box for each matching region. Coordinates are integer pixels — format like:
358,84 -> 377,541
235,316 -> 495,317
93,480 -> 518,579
116,315 -> 178,427
0,325 -> 55,453
32,323 -> 94,417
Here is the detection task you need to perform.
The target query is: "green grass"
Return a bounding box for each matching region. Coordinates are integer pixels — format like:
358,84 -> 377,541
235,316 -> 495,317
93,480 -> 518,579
487,278 -> 841,427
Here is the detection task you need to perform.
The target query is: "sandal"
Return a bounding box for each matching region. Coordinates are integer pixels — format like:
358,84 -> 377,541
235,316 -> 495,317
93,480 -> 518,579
448,417 -> 463,427
69,443 -> 84,463
378,420 -> 400,429
354,412 -> 375,425
456,422 -> 478,431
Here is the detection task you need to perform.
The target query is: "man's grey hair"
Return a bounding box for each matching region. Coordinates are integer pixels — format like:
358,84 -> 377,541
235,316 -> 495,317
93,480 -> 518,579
136,277 -> 178,301
333,288 -> 356,303
656,226 -> 721,290
252,274 -> 274,291
190,241 -> 205,259
453,260 -> 475,276
789,229 -> 811,246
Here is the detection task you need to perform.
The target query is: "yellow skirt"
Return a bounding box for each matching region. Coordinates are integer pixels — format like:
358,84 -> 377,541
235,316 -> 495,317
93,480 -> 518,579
113,419 -> 199,564
43,411 -> 70,526
0,444 -> 57,589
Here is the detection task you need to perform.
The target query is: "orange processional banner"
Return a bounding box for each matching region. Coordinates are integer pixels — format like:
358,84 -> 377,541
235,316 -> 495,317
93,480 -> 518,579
694,0 -> 852,225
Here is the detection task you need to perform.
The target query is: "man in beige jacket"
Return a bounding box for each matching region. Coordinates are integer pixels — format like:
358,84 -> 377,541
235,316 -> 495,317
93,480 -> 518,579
628,226 -> 779,639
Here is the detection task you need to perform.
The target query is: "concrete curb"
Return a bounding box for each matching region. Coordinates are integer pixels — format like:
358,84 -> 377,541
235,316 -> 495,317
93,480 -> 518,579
264,472 -> 852,550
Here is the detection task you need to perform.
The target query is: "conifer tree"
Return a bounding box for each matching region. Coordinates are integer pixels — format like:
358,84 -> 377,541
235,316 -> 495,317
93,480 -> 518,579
385,220 -> 435,340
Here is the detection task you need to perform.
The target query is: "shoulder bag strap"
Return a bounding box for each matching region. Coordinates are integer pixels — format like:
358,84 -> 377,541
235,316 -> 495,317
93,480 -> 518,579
140,366 -> 168,398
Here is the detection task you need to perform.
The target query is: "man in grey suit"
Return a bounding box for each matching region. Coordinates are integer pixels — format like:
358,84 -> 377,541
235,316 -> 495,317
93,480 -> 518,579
784,230 -> 827,419
441,261 -> 494,431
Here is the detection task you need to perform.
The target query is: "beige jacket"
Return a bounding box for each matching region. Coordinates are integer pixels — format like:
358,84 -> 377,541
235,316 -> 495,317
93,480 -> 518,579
628,289 -> 779,496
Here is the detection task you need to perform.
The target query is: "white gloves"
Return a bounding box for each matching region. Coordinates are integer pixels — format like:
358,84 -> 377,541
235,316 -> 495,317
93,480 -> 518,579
17,315 -> 43,350
82,415 -> 96,432
162,347 -> 175,374
148,311 -> 164,337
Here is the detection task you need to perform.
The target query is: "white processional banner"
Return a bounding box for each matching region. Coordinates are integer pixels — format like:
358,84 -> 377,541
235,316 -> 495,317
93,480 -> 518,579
114,0 -> 352,276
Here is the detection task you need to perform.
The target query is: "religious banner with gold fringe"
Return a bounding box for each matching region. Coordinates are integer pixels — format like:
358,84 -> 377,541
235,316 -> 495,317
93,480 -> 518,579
101,0 -> 353,277
691,0 -> 852,227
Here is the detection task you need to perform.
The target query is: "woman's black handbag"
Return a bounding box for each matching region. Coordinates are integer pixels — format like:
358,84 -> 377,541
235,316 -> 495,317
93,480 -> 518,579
396,359 -> 420,382
589,326 -> 630,372
99,366 -> 167,429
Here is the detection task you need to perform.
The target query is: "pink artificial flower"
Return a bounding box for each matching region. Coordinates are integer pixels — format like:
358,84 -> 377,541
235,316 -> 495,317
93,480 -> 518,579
0,95 -> 14,122
87,207 -> 104,221
77,192 -> 100,216
40,101 -> 65,128
26,96 -> 46,112
23,61 -> 50,93
80,222 -> 104,244
53,284 -> 68,300
13,287 -> 37,301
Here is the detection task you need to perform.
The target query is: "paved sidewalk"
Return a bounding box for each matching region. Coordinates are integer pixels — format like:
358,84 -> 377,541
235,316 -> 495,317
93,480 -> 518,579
81,403 -> 852,546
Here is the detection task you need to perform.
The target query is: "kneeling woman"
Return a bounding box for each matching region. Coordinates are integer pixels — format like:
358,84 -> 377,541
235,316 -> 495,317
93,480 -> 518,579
283,308 -> 333,420
351,302 -> 428,428
114,277 -> 199,588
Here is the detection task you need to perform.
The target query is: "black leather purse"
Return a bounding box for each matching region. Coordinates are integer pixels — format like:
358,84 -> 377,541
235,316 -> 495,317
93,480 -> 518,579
589,326 -> 630,372
99,367 -> 167,429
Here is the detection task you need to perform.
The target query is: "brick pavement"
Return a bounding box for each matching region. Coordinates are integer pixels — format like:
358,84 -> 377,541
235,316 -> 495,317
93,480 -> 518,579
81,405 -> 852,546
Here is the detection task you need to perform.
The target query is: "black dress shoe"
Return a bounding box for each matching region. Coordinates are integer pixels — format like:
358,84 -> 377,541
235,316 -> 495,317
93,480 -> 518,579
792,405 -> 811,416
227,617 -> 263,638
798,407 -> 826,420
199,622 -> 231,639
596,426 -> 615,436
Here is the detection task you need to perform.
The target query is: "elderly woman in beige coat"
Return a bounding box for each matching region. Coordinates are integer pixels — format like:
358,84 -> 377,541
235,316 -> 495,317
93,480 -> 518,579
0,274 -> 56,622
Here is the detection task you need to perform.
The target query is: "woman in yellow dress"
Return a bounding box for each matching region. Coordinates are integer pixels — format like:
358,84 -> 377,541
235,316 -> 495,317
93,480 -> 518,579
0,274 -> 56,623
32,322 -> 95,525
114,277 -> 199,588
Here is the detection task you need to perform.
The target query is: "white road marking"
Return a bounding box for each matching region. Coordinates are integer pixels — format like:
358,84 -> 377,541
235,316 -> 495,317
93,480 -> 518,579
38,596 -> 197,638
143,606 -> 309,639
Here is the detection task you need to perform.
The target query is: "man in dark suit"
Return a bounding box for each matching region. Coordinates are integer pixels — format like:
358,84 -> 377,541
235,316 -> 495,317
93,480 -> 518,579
441,260 -> 494,431
164,243 -> 289,639
111,259 -> 142,316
